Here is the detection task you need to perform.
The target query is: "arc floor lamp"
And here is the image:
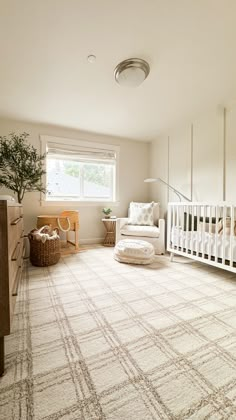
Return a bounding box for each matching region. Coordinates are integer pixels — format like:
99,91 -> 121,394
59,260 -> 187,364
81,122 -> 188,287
144,178 -> 191,202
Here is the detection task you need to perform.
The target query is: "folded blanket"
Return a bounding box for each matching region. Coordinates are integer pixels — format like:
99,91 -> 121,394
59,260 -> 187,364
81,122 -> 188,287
29,225 -> 60,243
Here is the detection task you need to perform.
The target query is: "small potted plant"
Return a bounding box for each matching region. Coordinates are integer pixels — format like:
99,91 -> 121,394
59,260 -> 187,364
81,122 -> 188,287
102,207 -> 112,218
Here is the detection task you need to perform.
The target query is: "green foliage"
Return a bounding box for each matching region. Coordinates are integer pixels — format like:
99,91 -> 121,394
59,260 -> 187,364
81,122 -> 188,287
0,132 -> 46,203
102,207 -> 112,216
64,162 -> 80,177
64,162 -> 110,187
84,164 -> 110,187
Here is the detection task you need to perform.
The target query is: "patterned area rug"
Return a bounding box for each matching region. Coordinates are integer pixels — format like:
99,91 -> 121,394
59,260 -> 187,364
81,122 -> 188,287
1,248 -> 236,419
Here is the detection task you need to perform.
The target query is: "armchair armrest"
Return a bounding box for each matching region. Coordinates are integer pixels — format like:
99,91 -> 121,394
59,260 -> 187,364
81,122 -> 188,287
115,217 -> 129,244
159,218 -> 165,231
158,218 -> 165,249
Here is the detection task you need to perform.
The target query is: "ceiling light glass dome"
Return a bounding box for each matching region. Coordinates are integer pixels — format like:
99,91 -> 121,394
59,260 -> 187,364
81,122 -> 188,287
114,58 -> 150,87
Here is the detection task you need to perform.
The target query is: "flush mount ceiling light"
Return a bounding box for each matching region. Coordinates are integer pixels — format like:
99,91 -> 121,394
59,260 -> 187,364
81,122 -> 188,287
114,58 -> 150,87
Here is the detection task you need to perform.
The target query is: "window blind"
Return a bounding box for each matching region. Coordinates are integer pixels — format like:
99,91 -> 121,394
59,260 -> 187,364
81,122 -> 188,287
47,142 -> 116,163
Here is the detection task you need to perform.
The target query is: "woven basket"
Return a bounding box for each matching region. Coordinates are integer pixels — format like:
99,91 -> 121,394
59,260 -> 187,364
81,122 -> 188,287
28,228 -> 61,267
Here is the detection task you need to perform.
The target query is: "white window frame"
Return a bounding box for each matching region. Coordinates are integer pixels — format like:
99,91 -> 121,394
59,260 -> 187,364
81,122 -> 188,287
40,135 -> 120,207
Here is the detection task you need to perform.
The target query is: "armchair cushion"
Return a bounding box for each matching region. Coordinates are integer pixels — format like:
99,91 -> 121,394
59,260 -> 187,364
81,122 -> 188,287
128,202 -> 160,226
120,224 -> 160,238
128,201 -> 155,226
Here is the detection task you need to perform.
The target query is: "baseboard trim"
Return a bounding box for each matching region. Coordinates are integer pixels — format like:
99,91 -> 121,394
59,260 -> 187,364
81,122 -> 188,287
80,238 -> 104,245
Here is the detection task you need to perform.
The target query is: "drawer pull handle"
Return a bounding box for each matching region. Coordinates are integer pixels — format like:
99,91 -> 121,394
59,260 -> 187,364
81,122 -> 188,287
12,267 -> 21,296
11,242 -> 20,261
11,217 -> 21,226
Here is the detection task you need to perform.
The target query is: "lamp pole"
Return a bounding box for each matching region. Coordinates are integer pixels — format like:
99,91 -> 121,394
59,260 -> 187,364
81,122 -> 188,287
144,178 -> 191,202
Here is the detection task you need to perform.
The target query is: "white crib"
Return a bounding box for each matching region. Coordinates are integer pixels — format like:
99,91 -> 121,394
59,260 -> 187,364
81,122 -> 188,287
167,202 -> 236,273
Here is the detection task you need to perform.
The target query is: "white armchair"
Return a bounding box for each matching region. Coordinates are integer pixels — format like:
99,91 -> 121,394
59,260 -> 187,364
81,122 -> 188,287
116,202 -> 165,254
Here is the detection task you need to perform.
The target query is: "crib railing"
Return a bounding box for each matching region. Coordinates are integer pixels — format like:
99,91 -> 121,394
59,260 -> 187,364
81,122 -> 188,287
167,202 -> 236,273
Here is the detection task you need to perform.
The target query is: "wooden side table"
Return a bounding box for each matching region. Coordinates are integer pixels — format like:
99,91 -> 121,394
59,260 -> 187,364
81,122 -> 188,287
102,218 -> 117,246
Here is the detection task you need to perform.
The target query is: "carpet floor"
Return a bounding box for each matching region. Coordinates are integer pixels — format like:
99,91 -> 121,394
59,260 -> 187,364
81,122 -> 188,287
0,248 -> 236,420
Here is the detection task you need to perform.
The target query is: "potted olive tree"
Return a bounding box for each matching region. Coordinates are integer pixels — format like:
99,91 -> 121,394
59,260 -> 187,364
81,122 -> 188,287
0,132 -> 46,203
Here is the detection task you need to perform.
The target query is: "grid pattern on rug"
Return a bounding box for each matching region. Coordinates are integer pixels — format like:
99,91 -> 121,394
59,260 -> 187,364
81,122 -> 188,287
0,248 -> 236,420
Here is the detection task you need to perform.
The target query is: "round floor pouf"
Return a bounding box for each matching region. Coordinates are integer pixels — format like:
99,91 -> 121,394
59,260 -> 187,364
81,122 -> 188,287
114,239 -> 155,264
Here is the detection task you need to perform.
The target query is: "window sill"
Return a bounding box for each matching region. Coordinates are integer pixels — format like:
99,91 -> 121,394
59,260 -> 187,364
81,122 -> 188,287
40,200 -> 120,207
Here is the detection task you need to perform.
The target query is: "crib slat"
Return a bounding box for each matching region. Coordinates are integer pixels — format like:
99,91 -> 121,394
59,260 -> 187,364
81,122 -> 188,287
176,205 -> 180,251
181,205 -> 184,252
215,205 -> 219,264
190,204 -> 194,256
202,205 -> 206,258
173,204 -> 176,238
222,205 -> 227,265
208,206 -> 212,262
167,203 -> 171,252
196,205 -> 200,257
230,205 -> 234,267
186,205 -> 190,253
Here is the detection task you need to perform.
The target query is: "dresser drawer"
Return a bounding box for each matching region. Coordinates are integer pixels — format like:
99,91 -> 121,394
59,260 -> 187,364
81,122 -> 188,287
9,294 -> 17,326
0,201 -> 24,374
9,265 -> 22,325
8,206 -> 21,223
9,239 -> 24,292
19,206 -> 23,218
8,217 -> 24,255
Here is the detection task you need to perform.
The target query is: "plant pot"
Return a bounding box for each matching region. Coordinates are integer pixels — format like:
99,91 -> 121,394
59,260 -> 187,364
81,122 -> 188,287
104,215 -> 111,219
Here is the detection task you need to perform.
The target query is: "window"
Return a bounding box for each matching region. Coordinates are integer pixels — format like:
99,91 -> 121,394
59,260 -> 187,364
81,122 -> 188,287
41,136 -> 119,203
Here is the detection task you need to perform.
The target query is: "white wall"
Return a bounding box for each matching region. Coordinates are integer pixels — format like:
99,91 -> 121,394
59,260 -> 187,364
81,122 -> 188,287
148,134 -> 168,218
169,124 -> 192,203
150,105 -> 236,215
0,118 -> 150,243
225,106 -> 236,202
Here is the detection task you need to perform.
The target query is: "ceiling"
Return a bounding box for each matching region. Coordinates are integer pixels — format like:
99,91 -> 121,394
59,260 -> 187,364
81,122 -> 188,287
0,0 -> 236,141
